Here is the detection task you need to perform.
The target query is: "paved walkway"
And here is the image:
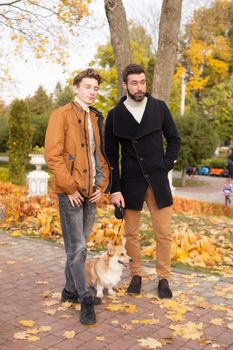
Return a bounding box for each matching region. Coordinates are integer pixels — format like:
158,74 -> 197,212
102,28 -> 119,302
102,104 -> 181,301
173,173 -> 227,204
0,232 -> 232,350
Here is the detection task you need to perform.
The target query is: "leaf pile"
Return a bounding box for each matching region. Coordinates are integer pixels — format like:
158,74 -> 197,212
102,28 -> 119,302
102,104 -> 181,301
0,182 -> 232,275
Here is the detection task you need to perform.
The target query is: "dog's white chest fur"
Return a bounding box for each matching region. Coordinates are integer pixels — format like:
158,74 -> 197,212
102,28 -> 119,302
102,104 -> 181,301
98,264 -> 123,288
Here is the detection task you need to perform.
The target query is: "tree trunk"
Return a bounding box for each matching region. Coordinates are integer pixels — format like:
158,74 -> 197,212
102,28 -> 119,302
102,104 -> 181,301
104,0 -> 132,99
181,167 -> 187,187
152,0 -> 183,104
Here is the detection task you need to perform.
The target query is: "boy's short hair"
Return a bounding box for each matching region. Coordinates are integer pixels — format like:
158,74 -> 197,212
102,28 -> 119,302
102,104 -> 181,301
73,68 -> 101,86
122,64 -> 145,83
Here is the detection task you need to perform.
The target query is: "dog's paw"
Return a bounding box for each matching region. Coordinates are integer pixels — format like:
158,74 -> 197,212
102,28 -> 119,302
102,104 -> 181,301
96,292 -> 103,298
108,289 -> 115,295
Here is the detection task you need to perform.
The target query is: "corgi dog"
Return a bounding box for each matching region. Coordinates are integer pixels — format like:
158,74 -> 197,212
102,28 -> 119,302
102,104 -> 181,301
85,241 -> 132,298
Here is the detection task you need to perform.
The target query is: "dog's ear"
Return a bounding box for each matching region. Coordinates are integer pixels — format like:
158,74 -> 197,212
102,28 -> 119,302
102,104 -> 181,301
107,242 -> 114,256
122,237 -> 126,247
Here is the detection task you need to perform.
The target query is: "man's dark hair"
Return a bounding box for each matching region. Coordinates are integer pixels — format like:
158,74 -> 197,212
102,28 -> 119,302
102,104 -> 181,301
122,64 -> 145,83
73,68 -> 101,86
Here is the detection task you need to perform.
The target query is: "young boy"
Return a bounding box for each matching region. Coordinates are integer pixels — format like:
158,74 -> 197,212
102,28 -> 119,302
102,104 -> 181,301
44,69 -> 110,325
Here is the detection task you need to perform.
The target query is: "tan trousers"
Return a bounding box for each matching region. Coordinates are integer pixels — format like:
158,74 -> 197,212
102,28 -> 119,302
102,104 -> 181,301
124,186 -> 172,279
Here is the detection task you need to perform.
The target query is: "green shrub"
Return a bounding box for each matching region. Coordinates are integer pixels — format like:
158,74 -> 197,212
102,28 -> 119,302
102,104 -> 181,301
8,100 -> 33,185
199,158 -> 227,168
0,167 -> 9,182
0,117 -> 9,152
31,113 -> 50,147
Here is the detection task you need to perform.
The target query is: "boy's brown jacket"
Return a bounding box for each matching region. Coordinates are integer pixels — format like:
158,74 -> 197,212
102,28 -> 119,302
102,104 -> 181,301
44,102 -> 110,197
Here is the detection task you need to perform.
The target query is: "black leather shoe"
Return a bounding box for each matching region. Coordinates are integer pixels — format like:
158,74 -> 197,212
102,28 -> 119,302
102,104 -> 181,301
80,296 -> 96,325
127,275 -> 142,294
158,279 -> 173,299
61,289 -> 102,305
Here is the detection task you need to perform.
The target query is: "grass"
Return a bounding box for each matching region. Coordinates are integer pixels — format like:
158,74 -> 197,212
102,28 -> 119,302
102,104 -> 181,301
171,261 -> 222,275
0,161 -> 8,168
173,177 -> 209,188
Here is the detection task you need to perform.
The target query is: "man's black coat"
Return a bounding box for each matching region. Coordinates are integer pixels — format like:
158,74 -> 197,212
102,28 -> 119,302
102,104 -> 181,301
104,94 -> 180,210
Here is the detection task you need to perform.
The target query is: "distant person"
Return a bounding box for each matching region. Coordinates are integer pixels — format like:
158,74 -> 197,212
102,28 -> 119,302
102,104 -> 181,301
227,149 -> 233,179
44,69 -> 110,325
223,178 -> 233,205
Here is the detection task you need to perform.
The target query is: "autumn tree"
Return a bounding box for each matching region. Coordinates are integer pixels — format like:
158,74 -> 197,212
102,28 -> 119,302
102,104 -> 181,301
104,0 -> 132,98
152,0 -> 183,104
89,23 -> 154,116
0,0 -> 92,83
26,86 -> 52,115
180,0 -> 233,100
8,99 -> 32,184
54,84 -> 74,108
175,112 -> 219,186
202,74 -> 233,143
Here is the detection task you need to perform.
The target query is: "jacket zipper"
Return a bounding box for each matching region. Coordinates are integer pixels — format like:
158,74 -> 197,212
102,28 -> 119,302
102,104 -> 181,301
84,111 -> 91,197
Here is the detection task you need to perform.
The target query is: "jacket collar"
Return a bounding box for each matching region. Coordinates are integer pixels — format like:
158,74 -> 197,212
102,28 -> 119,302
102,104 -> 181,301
74,96 -> 89,112
113,94 -> 161,140
71,101 -> 103,120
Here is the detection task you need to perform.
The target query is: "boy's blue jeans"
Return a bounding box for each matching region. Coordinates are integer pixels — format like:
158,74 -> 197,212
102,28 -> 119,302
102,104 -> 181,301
58,194 -> 96,302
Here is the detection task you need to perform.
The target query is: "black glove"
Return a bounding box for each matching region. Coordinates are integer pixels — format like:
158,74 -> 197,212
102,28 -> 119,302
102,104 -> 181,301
114,204 -> 124,220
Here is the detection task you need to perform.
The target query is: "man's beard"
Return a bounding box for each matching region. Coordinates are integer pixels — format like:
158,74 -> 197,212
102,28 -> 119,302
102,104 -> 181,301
127,89 -> 146,102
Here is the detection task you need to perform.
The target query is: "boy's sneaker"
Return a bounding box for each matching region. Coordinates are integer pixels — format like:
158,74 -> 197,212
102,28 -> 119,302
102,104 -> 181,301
158,279 -> 173,299
61,288 -> 102,305
80,296 -> 96,325
61,289 -> 79,303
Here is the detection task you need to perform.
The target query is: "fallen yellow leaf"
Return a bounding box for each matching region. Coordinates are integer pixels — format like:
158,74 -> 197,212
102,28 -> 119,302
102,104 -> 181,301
26,328 -> 39,334
210,318 -> 223,326
61,301 -> 73,308
96,336 -> 105,341
74,304 -> 81,311
169,322 -> 203,340
41,290 -> 52,298
14,332 -> 27,340
106,303 -> 137,313
166,313 -> 184,322
63,330 -> 76,339
10,230 -> 22,237
44,309 -> 56,315
19,320 -> 35,327
27,335 -> 40,342
137,337 -> 162,349
120,323 -> 133,330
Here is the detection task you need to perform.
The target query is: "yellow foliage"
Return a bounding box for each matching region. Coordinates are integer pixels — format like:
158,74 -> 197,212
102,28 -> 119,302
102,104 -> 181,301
106,303 -> 137,313
169,322 -> 203,340
19,320 -> 35,327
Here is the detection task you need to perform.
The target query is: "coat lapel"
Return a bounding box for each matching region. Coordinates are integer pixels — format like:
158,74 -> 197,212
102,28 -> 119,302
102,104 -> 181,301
113,97 -> 139,139
134,95 -> 161,140
113,95 -> 162,140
